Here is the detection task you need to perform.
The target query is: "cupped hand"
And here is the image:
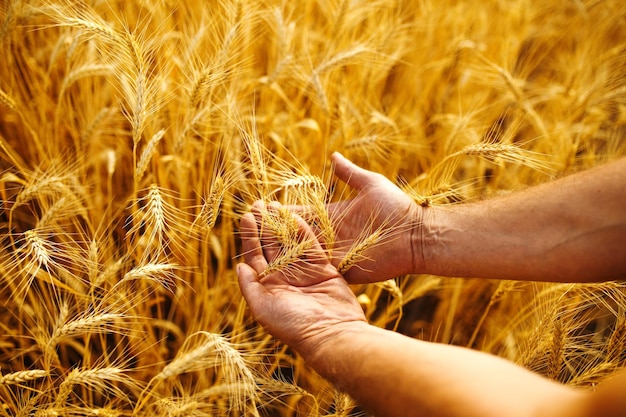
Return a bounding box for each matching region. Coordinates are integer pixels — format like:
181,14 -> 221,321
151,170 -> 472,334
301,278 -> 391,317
236,201 -> 367,359
326,152 -> 425,283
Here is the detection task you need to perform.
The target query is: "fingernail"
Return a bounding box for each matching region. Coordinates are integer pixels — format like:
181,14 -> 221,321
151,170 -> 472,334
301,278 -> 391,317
236,263 -> 242,277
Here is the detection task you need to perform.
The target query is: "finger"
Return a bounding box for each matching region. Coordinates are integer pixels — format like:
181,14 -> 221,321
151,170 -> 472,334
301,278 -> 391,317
240,212 -> 268,274
331,151 -> 374,190
236,262 -> 270,320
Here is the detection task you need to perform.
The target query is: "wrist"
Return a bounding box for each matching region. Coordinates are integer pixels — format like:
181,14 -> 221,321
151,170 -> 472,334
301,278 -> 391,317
413,204 -> 459,276
298,321 -> 371,377
410,203 -> 438,275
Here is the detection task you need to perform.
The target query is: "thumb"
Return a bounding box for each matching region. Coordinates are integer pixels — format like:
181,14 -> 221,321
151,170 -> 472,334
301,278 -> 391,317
331,152 -> 373,190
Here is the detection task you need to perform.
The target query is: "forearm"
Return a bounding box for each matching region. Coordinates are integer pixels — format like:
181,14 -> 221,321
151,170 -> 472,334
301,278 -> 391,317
421,158 -> 626,282
304,322 -> 587,417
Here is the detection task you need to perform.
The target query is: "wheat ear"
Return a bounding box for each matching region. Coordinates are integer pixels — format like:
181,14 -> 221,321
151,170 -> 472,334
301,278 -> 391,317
606,318 -> 626,362
0,370 -> 48,386
467,281 -> 515,348
258,238 -> 314,280
0,88 -> 16,109
55,367 -> 128,407
139,332 -> 257,414
198,175 -> 225,231
337,229 -> 382,275
547,318 -> 564,381
135,129 -> 166,181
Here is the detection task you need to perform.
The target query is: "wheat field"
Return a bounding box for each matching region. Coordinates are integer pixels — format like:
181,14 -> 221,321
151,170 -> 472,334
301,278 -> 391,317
1,0 -> 625,415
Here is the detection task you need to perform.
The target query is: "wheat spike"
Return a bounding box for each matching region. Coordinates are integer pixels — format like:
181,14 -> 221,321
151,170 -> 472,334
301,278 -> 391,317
261,205 -> 300,246
51,313 -> 126,343
258,238 -> 314,280
467,281 -> 515,348
14,176 -> 68,208
59,15 -> 122,45
0,370 -> 48,386
58,64 -> 113,99
119,262 -> 180,291
35,197 -> 68,229
606,318 -> 626,362
0,88 -> 16,109
546,317 -> 565,381
24,229 -> 51,270
135,129 -> 166,181
331,390 -> 354,417
198,175 -> 225,231
337,229 -> 382,275
55,367 -> 129,407
153,332 -> 258,412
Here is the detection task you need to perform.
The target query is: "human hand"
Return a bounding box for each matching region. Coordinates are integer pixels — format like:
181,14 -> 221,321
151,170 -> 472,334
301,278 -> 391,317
236,201 -> 367,359
325,152 -> 425,283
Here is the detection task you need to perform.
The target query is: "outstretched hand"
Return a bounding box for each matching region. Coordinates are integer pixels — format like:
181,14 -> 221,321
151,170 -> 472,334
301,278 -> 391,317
327,152 -> 426,283
236,201 -> 367,359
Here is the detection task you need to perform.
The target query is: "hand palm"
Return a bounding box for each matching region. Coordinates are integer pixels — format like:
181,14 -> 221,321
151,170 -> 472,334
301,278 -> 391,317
237,202 -> 366,357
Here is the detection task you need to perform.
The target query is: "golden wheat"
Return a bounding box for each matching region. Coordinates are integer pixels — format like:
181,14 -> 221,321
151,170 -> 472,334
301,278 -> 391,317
1,0 -> 625,416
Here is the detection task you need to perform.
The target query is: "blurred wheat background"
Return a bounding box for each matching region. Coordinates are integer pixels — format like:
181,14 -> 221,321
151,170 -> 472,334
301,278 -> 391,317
1,0 -> 625,415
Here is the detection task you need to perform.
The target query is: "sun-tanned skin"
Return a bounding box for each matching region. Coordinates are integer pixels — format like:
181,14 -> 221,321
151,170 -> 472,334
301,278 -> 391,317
237,153 -> 626,417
